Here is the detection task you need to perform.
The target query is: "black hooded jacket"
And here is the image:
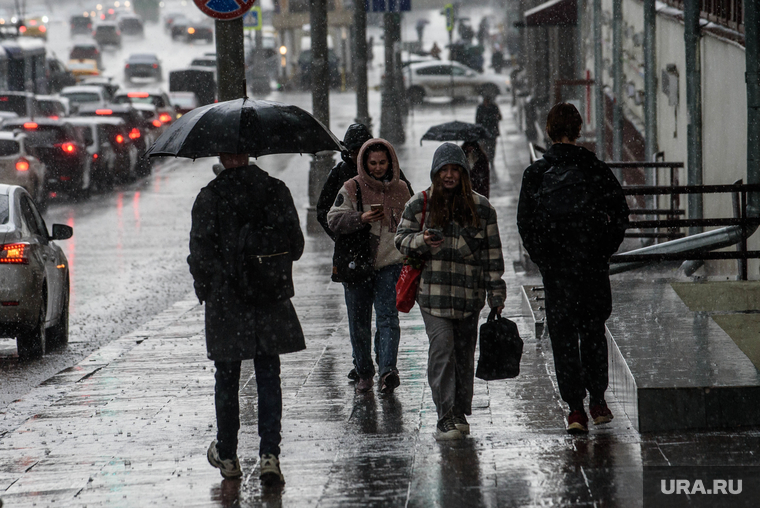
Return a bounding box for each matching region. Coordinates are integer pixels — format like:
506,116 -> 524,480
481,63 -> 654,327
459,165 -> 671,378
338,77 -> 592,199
517,143 -> 629,271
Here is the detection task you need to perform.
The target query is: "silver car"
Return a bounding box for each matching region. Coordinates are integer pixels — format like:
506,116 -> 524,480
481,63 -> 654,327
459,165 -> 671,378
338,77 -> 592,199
0,131 -> 47,209
403,60 -> 511,104
0,184 -> 72,359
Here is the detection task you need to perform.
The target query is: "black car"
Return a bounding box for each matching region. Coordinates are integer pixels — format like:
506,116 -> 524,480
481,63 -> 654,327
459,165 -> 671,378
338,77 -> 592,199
169,68 -> 216,106
93,22 -> 122,48
70,15 -> 92,36
46,56 -> 77,93
69,41 -> 103,71
2,119 -> 91,197
124,53 -> 162,82
75,104 -> 152,177
65,117 -> 119,190
185,19 -> 214,43
118,15 -> 144,36
170,15 -> 189,40
0,92 -> 39,118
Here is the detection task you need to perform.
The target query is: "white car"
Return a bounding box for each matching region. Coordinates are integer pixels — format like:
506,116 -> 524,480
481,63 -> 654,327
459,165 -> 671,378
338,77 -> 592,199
403,60 -> 511,104
59,85 -> 109,113
0,132 -> 47,208
0,184 -> 72,359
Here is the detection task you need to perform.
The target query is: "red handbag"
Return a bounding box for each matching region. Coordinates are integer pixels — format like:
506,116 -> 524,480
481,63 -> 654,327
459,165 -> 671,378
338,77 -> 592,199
396,191 -> 427,313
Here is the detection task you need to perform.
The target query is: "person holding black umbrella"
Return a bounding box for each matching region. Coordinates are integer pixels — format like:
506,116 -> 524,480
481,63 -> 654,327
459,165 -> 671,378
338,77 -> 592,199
188,152 -> 305,486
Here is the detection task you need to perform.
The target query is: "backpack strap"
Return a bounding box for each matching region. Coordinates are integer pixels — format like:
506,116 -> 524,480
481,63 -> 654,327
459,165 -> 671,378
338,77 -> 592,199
420,190 -> 427,229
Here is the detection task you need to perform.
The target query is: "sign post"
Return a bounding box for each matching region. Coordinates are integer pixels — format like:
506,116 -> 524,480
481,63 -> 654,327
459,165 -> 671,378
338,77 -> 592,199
444,4 -> 454,102
193,0 -> 257,101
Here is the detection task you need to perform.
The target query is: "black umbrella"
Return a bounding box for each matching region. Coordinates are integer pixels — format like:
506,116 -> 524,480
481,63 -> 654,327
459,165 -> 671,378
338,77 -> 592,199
420,121 -> 495,145
146,98 -> 342,159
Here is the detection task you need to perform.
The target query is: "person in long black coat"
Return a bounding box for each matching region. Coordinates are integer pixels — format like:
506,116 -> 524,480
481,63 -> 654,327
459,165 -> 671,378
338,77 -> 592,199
517,103 -> 629,435
187,153 -> 305,485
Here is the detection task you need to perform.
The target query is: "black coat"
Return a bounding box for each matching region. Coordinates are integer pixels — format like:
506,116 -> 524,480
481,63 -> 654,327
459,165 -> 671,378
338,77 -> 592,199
316,158 -> 414,241
516,143 -> 629,273
187,165 -> 306,361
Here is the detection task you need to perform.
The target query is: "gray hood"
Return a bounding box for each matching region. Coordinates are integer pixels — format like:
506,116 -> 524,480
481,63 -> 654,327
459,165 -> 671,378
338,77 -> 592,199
430,142 -> 470,180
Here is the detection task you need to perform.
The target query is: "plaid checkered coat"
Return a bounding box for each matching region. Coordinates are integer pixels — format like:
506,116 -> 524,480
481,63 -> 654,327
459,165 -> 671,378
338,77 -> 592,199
395,188 -> 507,319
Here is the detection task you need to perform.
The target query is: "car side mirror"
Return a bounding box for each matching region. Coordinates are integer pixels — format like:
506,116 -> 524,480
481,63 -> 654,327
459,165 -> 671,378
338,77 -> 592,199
51,224 -> 73,241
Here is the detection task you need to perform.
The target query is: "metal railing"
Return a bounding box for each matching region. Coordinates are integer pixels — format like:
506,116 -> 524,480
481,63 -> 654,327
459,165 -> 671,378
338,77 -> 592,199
663,0 -> 744,33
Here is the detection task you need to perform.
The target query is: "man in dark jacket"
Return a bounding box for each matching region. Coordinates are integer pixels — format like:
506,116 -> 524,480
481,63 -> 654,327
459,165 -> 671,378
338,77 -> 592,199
188,152 -> 305,485
517,103 -> 629,435
475,94 -> 502,165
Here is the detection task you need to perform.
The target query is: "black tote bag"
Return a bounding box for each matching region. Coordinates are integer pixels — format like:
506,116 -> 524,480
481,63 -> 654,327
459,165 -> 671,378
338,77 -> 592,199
476,308 -> 523,380
331,183 -> 374,285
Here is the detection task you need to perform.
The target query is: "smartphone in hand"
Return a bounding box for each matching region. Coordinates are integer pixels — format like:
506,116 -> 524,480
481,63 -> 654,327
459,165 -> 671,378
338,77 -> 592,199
370,204 -> 384,212
427,228 -> 443,242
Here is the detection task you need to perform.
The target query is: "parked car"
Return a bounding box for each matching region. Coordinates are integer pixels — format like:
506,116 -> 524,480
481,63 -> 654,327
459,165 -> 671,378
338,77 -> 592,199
65,117 -> 119,190
75,104 -> 153,177
0,184 -> 72,359
185,19 -> 214,43
93,22 -> 122,48
70,14 -> 92,36
112,90 -> 176,125
403,60 -> 511,104
34,96 -> 68,119
168,91 -> 198,115
1,119 -> 91,198
0,132 -> 46,207
67,59 -> 101,81
124,53 -> 162,82
0,92 -> 40,118
118,15 -> 144,36
69,40 -> 103,70
169,68 -> 216,106
59,85 -> 109,113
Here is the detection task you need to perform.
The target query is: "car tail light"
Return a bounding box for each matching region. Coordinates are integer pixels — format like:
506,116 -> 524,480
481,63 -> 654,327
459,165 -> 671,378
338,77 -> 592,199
15,157 -> 29,171
95,109 -> 113,115
115,134 -> 124,143
39,26 -> 46,33
159,113 -> 172,123
56,142 -> 77,154
125,64 -> 130,69
128,92 -> 149,98
29,20 -> 37,26
0,243 -> 29,264
152,64 -> 158,69
19,26 -> 26,33
128,128 -> 141,140
152,119 -> 162,128
49,115 -> 59,120
23,122 -> 37,130
93,153 -> 98,159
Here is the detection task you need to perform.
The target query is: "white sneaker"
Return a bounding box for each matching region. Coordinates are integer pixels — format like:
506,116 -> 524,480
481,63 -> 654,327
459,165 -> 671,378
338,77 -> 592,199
207,440 -> 242,479
260,453 -> 285,486
435,416 -> 464,441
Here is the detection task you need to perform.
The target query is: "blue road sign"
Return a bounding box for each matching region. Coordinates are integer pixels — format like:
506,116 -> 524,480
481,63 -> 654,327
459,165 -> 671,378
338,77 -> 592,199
194,0 -> 257,20
243,6 -> 262,30
367,0 -> 411,12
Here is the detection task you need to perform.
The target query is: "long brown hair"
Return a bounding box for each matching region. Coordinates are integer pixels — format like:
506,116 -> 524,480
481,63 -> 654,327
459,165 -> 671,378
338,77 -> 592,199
428,168 -> 480,228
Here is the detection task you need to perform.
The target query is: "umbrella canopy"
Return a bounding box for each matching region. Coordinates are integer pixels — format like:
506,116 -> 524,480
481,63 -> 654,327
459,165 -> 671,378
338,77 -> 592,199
146,98 -> 343,159
420,121 -> 495,145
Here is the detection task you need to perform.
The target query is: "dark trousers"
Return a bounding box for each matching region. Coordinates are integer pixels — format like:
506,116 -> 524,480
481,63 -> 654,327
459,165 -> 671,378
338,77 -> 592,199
542,268 -> 612,412
214,353 -> 282,460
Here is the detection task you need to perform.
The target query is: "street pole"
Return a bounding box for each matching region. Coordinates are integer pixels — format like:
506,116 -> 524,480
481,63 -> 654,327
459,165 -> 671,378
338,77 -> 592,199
308,0 -> 334,235
380,12 -> 405,144
746,0 -> 760,217
684,2 -> 703,234
644,0 -> 658,163
354,0 -> 371,130
612,0 -> 623,163
215,17 -> 246,101
593,0 -> 605,160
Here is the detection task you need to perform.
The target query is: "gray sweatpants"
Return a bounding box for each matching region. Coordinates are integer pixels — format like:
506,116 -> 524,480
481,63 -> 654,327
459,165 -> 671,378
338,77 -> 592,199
421,310 -> 480,421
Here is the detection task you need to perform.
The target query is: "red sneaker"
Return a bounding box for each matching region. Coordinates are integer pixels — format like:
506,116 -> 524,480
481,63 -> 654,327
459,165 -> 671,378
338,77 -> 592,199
590,402 -> 614,425
567,410 -> 589,434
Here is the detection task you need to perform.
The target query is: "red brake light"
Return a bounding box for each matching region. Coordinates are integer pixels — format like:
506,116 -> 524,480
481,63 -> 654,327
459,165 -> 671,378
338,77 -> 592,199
95,109 -> 113,115
57,142 -> 77,154
125,63 -> 130,69
115,134 -> 124,143
128,128 -> 141,140
49,115 -> 59,120
23,122 -> 38,130
127,92 -> 149,98
93,153 -> 98,159
158,113 -> 172,123
152,119 -> 162,128
19,26 -> 27,33
15,158 -> 29,171
39,26 -> 46,33
0,243 -> 29,264
29,20 -> 37,26
152,64 -> 158,69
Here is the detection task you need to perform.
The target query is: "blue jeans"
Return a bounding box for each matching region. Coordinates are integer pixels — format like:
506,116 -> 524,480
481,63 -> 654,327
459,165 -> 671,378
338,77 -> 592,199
343,263 -> 402,379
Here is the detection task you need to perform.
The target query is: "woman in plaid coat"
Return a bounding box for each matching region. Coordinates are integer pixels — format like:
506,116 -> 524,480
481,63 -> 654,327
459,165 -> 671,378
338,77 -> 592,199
395,142 -> 506,440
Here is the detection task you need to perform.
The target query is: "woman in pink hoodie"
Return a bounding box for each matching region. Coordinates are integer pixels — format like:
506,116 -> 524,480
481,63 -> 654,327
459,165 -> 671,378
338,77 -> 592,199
328,138 -> 412,394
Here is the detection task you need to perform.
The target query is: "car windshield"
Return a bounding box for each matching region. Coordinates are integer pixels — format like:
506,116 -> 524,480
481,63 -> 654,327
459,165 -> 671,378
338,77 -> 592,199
121,19 -> 141,28
0,139 -> 20,156
37,101 -> 62,116
71,47 -> 97,59
170,95 -> 195,108
97,26 -> 117,34
0,195 -> 9,225
114,95 -> 162,107
0,96 -> 27,116
62,92 -> 100,103
5,125 -> 66,146
128,54 -> 157,63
